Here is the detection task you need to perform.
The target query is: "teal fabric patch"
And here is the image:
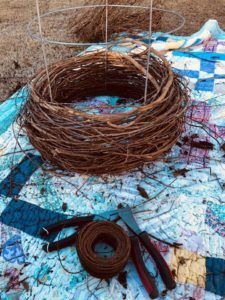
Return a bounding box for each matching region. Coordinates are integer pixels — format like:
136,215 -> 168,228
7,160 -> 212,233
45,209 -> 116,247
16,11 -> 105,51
0,87 -> 27,135
206,257 -> 225,296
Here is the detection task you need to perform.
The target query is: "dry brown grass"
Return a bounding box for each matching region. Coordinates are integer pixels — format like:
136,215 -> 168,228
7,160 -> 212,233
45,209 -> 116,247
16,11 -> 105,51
0,0 -> 225,101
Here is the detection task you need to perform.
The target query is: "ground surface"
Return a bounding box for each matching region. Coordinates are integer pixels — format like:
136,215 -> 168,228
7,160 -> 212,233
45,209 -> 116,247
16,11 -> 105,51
0,0 -> 225,100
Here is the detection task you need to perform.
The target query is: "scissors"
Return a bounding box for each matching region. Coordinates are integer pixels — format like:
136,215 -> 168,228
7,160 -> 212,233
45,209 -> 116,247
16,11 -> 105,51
40,205 -> 176,299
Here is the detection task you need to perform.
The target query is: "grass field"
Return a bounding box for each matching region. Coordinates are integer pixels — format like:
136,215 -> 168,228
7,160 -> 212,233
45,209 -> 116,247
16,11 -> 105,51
0,0 -> 225,100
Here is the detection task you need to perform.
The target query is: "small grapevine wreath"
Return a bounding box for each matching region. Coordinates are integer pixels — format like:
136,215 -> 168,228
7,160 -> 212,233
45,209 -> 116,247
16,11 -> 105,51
20,45 -> 189,175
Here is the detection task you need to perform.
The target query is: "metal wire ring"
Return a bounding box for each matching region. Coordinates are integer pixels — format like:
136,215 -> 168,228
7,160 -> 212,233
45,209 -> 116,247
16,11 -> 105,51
27,4 -> 185,47
76,221 -> 131,279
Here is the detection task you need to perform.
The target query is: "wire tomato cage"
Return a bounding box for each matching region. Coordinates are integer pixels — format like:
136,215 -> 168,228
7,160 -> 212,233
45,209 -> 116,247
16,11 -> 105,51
28,3 -> 185,47
20,1 -> 188,176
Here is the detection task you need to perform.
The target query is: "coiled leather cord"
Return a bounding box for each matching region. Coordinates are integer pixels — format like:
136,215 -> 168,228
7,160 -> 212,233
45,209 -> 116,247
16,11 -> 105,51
76,221 -> 131,279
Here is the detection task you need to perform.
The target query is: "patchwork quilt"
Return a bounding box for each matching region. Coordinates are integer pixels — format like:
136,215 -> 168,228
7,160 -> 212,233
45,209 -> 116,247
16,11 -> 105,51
1,20 -> 225,299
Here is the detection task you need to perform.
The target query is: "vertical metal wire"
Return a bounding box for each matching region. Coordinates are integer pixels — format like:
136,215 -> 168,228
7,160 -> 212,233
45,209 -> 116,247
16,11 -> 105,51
35,0 -> 53,101
105,0 -> 109,49
144,0 -> 153,104
105,0 -> 109,93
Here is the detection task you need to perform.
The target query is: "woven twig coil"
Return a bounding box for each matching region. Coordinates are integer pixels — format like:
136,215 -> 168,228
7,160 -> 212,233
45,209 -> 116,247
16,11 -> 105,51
70,0 -> 163,43
20,46 -> 189,175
